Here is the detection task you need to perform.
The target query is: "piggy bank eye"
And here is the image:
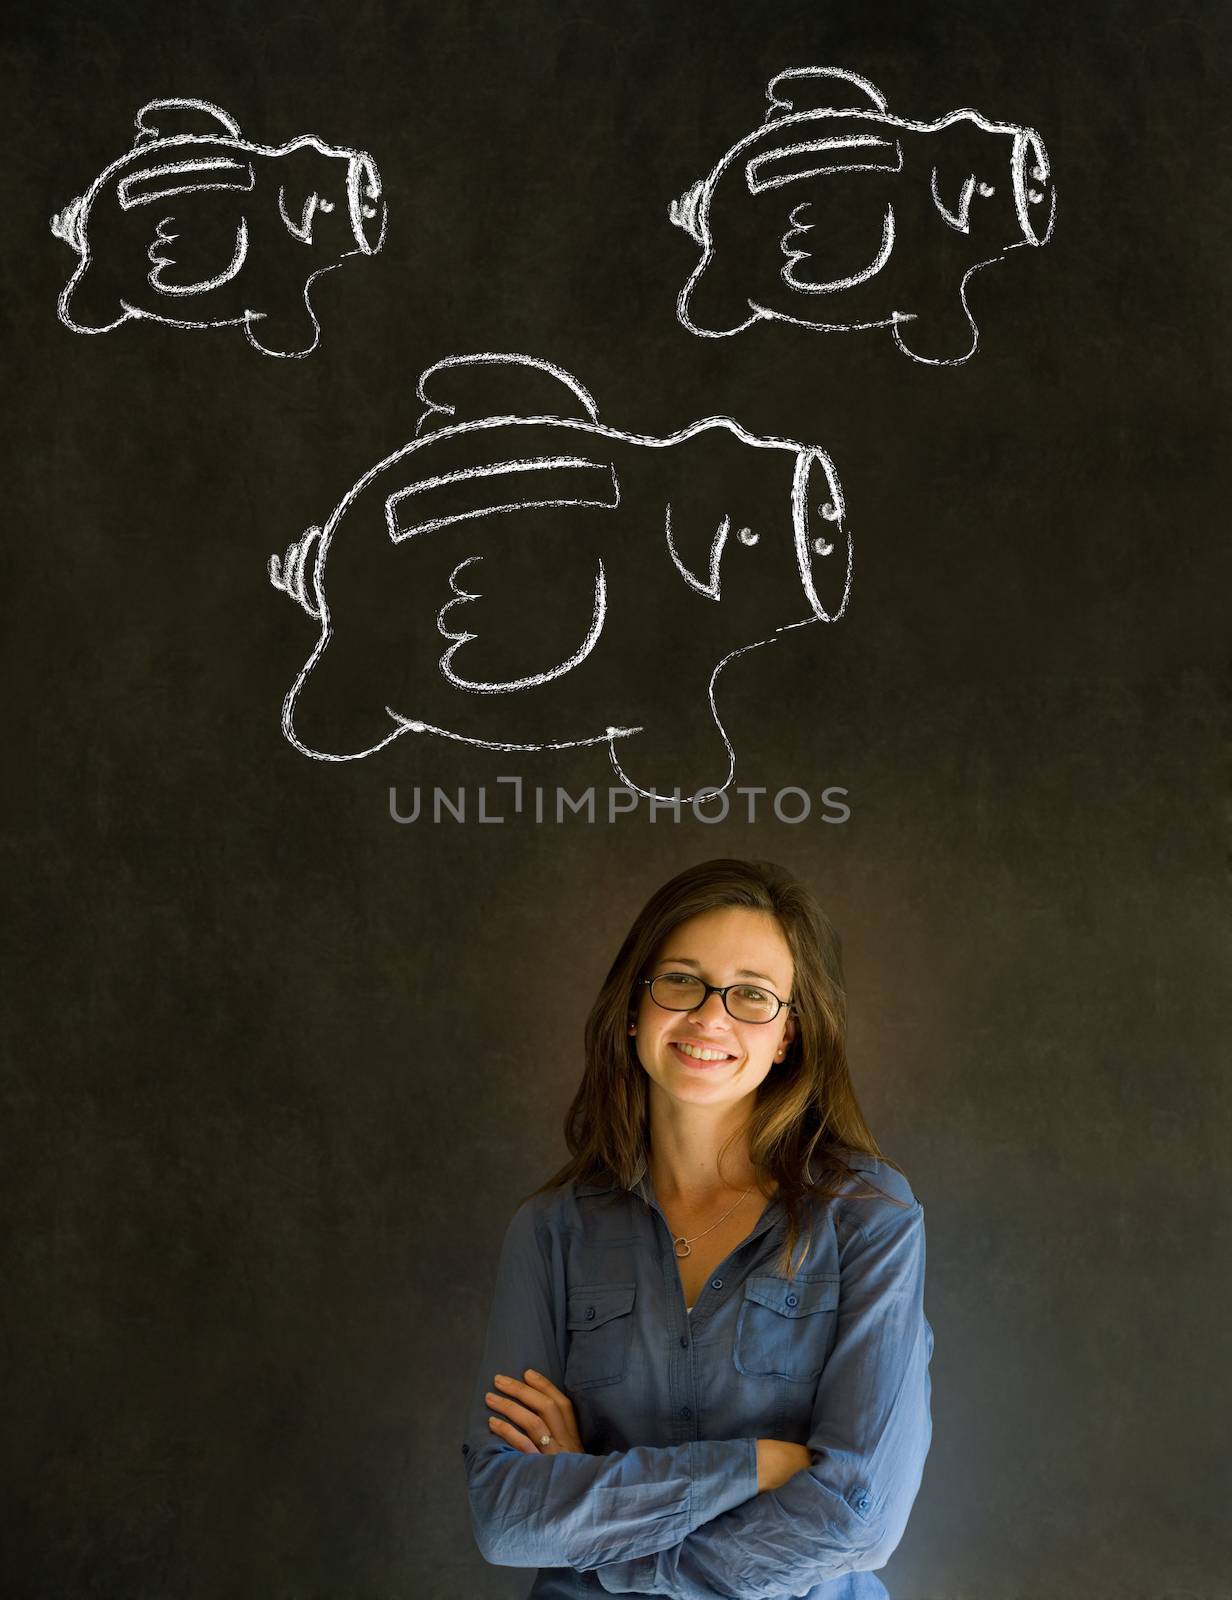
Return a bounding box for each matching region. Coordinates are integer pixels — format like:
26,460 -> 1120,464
737,527 -> 759,546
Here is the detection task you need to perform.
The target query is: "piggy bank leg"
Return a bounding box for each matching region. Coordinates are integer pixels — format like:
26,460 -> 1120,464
678,253 -> 765,338
243,294 -> 323,359
889,290 -> 981,366
280,631 -> 411,761
607,697 -> 735,806
57,262 -> 133,335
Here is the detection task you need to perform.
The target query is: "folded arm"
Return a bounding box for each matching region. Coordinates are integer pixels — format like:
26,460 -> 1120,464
591,1191 -> 934,1598
462,1199 -> 760,1570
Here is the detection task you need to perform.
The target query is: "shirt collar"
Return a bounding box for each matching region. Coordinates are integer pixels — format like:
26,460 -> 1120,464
573,1150 -> 647,1198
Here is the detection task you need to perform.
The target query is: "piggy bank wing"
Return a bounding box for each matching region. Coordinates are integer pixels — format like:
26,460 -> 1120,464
132,99 -> 243,144
435,545 -> 610,695
414,352 -> 600,436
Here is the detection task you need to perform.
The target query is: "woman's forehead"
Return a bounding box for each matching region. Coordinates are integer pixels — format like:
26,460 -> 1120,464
651,906 -> 793,982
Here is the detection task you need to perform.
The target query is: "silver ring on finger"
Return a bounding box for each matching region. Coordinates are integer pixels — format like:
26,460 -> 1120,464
538,1433 -> 552,1449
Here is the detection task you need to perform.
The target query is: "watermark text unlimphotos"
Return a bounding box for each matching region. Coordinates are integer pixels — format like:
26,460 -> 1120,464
388,778 -> 850,826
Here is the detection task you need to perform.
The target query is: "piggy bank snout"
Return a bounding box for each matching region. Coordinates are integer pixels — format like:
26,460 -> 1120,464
1012,129 -> 1056,247
347,154 -> 386,254
794,449 -> 851,624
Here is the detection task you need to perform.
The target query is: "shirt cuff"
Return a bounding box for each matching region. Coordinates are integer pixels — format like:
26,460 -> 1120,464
595,1553 -> 658,1594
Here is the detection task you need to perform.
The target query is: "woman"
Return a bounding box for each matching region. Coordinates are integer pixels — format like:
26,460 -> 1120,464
461,858 -> 933,1599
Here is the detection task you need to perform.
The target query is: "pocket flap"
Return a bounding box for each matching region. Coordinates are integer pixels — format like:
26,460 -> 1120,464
566,1283 -> 637,1331
742,1274 -> 840,1317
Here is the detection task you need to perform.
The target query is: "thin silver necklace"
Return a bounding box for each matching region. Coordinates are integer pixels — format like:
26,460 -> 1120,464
663,1186 -> 754,1257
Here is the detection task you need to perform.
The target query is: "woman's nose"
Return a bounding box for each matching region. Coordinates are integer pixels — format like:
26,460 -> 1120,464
692,989 -> 732,1025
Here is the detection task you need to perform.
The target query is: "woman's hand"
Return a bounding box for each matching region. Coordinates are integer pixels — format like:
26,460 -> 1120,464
755,1439 -> 813,1493
485,1369 -> 585,1455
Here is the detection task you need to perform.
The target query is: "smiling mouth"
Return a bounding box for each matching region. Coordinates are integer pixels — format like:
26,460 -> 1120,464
670,1040 -> 737,1066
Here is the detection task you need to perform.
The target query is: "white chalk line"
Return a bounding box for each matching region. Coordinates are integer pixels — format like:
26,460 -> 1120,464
746,134 -> 902,194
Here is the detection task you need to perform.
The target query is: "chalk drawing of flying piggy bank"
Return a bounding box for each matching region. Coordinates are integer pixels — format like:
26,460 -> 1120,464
268,354 -> 853,803
51,97 -> 386,357
671,66 -> 1056,365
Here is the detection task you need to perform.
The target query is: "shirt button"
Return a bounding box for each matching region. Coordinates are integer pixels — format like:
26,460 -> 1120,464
711,1277 -> 722,1289
679,1335 -> 689,1348
679,1406 -> 692,1419
585,1307 -> 596,1320
856,1494 -> 870,1511
785,1293 -> 798,1307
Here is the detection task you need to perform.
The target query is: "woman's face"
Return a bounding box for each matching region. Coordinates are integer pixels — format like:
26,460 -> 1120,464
633,906 -> 797,1112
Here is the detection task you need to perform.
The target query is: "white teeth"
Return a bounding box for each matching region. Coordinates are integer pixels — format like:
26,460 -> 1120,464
674,1042 -> 734,1062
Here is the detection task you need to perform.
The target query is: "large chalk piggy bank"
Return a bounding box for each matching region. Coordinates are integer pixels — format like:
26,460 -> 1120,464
269,354 -> 853,802
51,97 -> 386,357
672,66 -> 1056,364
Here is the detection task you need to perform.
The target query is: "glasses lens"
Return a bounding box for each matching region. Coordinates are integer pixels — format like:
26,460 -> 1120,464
649,975 -> 780,1022
726,986 -> 779,1023
650,974 -> 706,1010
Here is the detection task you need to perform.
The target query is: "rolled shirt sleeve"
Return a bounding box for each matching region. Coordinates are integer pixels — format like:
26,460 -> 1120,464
592,1189 -> 933,1598
463,1198 -> 761,1571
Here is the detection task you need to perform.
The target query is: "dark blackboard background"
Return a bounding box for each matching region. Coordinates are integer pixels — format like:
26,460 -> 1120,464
3,1 -> 1229,1596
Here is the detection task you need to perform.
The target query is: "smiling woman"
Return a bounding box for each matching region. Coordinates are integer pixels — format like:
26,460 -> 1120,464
461,858 -> 933,1600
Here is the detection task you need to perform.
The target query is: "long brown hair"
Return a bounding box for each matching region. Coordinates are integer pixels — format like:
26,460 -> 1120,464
522,857 -> 909,1278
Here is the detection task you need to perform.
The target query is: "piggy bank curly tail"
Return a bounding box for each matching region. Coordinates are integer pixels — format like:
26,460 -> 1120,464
669,180 -> 706,244
269,527 -> 323,621
50,196 -> 86,253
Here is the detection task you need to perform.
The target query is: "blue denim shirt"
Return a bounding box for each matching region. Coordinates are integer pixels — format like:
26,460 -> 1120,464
461,1149 -> 932,1599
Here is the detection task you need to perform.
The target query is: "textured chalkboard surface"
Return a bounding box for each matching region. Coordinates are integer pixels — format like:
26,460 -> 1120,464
3,1 -> 1229,1596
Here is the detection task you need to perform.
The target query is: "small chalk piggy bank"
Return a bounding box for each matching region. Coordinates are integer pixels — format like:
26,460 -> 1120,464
671,66 -> 1055,364
51,97 -> 386,357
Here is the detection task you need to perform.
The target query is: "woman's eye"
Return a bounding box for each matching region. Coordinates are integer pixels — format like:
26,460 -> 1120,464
736,986 -> 769,1003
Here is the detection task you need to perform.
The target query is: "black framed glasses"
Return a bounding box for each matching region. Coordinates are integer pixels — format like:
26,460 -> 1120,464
640,973 -> 793,1024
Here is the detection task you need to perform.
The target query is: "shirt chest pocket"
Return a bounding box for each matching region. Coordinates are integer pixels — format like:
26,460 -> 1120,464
733,1274 -> 841,1383
565,1283 -> 637,1391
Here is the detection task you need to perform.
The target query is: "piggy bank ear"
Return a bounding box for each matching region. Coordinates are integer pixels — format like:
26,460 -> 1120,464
414,354 -> 599,436
133,98 -> 242,145
765,67 -> 888,118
